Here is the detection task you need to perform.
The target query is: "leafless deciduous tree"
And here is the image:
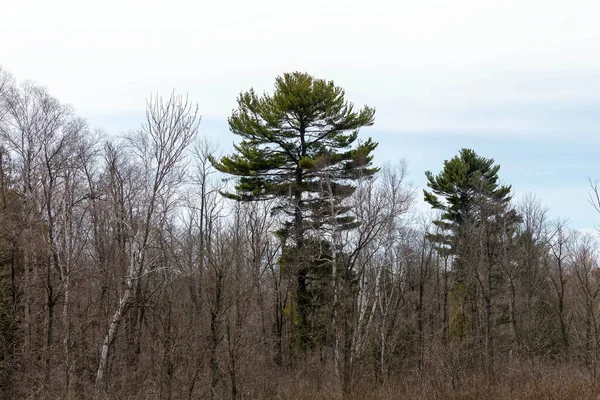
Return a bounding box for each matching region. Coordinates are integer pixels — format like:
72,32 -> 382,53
96,92 -> 200,391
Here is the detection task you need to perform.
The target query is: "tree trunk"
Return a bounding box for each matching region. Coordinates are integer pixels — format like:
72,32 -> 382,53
210,270 -> 223,400
96,249 -> 137,390
45,258 -> 54,388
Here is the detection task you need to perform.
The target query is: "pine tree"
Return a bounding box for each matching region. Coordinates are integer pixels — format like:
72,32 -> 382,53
424,148 -> 521,369
424,148 -> 518,253
212,72 -> 377,347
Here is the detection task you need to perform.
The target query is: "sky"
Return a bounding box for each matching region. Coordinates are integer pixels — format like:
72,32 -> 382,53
2,0 -> 600,230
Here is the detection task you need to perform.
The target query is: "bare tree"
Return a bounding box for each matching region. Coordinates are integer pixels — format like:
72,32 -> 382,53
507,195 -> 551,361
0,81 -> 94,396
547,219 -> 574,358
571,233 -> 600,378
335,161 -> 414,393
96,92 -> 200,391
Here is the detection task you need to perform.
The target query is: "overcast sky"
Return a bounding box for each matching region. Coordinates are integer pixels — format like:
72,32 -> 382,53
2,0 -> 600,230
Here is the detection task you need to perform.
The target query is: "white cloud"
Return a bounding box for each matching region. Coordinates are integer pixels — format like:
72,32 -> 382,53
2,0 -> 600,125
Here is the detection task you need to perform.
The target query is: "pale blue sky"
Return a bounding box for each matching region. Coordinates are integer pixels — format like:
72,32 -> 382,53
2,0 -> 599,231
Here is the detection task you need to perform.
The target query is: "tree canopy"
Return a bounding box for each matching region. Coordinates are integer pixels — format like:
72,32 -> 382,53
213,71 -> 377,242
423,148 -> 519,249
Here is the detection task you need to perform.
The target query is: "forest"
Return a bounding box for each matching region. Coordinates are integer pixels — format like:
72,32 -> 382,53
0,67 -> 599,400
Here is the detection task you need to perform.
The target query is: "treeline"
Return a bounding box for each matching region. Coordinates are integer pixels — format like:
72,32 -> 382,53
0,68 -> 599,399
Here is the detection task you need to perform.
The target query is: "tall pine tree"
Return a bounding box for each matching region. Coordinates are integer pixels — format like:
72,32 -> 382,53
424,148 -> 521,369
213,72 -> 377,347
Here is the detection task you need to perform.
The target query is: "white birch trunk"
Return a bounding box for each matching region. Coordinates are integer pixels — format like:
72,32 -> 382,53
96,247 -> 138,388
